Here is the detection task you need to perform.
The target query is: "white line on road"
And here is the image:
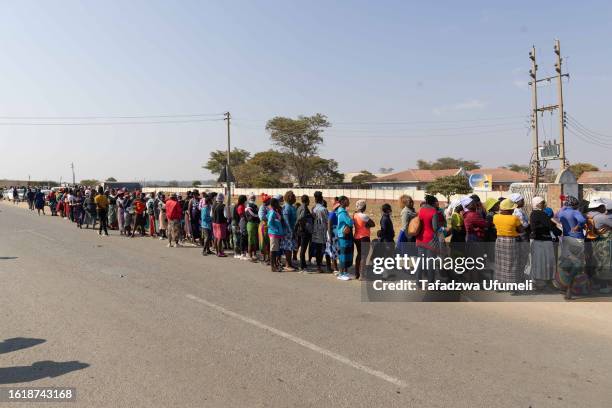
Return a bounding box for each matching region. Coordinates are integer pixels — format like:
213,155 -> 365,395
186,294 -> 406,388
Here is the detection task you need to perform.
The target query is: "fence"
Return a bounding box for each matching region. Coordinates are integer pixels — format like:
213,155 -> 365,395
142,186 -> 513,204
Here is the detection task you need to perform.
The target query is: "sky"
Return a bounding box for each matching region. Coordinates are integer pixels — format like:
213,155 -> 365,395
0,0 -> 611,182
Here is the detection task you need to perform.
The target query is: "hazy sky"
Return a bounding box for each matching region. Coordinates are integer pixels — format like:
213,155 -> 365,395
0,0 -> 611,182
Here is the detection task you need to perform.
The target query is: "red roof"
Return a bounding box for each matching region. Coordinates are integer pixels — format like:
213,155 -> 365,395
578,171 -> 612,184
374,168 -> 529,183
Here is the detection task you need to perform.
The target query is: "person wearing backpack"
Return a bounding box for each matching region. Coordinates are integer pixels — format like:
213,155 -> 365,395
296,195 -> 314,271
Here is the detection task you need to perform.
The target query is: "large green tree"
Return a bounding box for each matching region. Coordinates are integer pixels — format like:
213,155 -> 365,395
426,175 -> 472,203
204,148 -> 251,176
504,164 -> 530,173
80,179 -> 99,187
417,157 -> 480,171
265,114 -> 331,185
569,162 -> 599,179
351,170 -> 377,185
307,157 -> 343,186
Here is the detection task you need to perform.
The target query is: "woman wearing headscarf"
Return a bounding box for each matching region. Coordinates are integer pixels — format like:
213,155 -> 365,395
258,194 -> 271,265
336,196 -> 354,281
353,199 -> 375,280
447,201 -> 465,243
212,193 -> 228,257
493,199 -> 523,285
108,189 -> 118,230
529,196 -> 561,289
281,191 -> 297,271
245,193 -> 260,262
556,195 -> 588,299
586,198 -> 612,294
397,195 -> 416,248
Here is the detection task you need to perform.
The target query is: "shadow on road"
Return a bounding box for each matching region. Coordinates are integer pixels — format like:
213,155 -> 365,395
0,361 -> 90,384
0,257 -> 18,260
0,338 -> 46,355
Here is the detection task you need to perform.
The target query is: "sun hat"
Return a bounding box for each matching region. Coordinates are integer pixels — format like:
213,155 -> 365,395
588,198 -> 605,209
484,197 -> 498,212
532,196 -> 545,208
510,193 -> 523,203
500,198 -> 517,211
460,196 -> 473,209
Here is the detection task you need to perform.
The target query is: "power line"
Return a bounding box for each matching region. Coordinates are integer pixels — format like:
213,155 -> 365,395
0,112 -> 225,120
0,118 -> 225,126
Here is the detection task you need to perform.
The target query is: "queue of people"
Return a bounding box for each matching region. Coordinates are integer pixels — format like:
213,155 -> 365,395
6,186 -> 612,300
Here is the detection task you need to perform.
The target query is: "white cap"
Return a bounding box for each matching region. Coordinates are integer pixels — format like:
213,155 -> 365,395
510,193 -> 523,203
588,198 -> 605,209
532,196 -> 545,208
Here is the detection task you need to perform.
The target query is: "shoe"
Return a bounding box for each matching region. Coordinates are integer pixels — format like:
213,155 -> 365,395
167,244 -> 173,248
240,255 -> 249,261
234,254 -> 241,259
337,273 -> 349,281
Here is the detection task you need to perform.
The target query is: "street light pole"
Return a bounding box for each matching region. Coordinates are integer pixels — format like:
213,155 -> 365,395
71,162 -> 76,186
224,112 -> 232,214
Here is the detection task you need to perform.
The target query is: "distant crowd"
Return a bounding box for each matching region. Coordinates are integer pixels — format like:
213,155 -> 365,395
3,185 -> 612,300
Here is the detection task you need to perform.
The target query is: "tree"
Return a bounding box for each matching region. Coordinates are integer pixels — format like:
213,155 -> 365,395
426,175 -> 472,203
307,157 -> 343,186
80,179 -> 99,187
569,162 -> 599,179
266,114 -> 331,185
106,177 -> 117,182
351,170 -> 377,185
504,164 -> 530,173
233,150 -> 288,187
168,180 -> 179,187
379,167 -> 394,174
417,157 -> 480,170
192,180 -> 201,187
204,148 -> 251,176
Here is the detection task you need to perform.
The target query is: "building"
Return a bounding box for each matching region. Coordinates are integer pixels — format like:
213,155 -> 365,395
371,168 -> 530,191
101,181 -> 143,191
578,171 -> 612,191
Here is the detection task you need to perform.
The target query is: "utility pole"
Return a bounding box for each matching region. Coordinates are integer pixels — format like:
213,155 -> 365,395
554,39 -> 567,169
70,162 -> 76,186
224,112 -> 232,212
529,46 -> 540,187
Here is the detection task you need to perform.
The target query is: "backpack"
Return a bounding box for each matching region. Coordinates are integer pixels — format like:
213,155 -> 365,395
407,215 -> 422,236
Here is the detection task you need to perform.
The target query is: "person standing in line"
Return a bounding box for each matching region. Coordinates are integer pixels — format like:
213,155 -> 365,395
189,191 -> 201,245
200,195 -> 213,256
281,192 -> 298,271
296,195 -> 314,272
326,198 -> 341,273
415,195 -> 444,284
353,200 -> 375,280
26,188 -> 35,211
557,195 -> 588,300
311,192 -> 331,273
335,196 -> 354,281
158,194 -> 168,240
245,194 -> 260,262
146,192 -> 157,238
258,194 -> 272,265
94,187 -> 110,236
397,195 -> 416,248
585,198 -> 612,293
529,196 -> 561,290
48,190 -> 57,216
108,189 -> 118,230
493,199 -> 523,285
116,190 -> 126,235
165,193 -> 182,248
232,195 -> 247,259
83,190 -> 97,229
12,187 -> 19,205
73,190 -> 84,229
34,189 -> 45,215
267,197 -> 285,272
132,193 -> 147,237
211,193 -> 228,257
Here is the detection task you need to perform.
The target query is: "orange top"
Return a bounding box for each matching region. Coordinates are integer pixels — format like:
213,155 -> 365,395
353,212 -> 371,240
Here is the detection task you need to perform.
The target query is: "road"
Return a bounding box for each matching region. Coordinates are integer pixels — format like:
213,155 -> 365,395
1,202 -> 611,407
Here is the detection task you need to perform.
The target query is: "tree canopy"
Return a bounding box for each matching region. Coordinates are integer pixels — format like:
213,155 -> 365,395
307,157 -> 343,186
426,175 -> 472,202
504,164 -> 530,173
80,179 -> 99,187
417,157 -> 480,171
266,114 -> 331,185
351,170 -> 377,185
204,148 -> 251,176
569,162 -> 599,179
106,177 -> 117,182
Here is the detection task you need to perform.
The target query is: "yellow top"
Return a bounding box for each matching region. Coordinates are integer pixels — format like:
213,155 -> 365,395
94,194 -> 109,210
493,214 -> 521,237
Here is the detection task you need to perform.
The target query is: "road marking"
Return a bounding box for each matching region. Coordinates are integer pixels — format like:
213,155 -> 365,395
186,294 -> 406,387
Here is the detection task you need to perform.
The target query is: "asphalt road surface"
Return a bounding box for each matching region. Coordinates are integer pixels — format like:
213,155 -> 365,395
1,202 -> 612,407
